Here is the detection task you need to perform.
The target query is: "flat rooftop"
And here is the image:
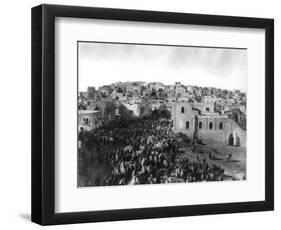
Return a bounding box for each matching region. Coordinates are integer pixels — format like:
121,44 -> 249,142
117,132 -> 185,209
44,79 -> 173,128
78,110 -> 100,114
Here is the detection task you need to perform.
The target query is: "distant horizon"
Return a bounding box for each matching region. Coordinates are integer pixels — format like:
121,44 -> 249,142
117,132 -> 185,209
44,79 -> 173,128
79,81 -> 247,94
78,42 -> 247,92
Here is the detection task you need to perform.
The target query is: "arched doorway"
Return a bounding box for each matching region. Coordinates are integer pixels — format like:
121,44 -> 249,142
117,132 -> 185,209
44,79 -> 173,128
228,133 -> 234,146
235,133 -> 240,147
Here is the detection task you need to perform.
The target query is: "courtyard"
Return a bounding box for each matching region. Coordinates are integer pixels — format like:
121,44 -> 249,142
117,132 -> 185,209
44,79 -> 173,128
178,139 -> 246,180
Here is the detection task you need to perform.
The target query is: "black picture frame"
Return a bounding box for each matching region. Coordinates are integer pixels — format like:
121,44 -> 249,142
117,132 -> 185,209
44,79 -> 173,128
31,4 -> 274,225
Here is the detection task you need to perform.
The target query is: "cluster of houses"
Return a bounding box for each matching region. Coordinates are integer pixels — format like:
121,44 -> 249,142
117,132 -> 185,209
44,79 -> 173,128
78,81 -> 246,147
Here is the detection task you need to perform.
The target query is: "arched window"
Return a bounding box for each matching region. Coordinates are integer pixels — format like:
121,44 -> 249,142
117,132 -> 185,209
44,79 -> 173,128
199,121 -> 202,129
186,121 -> 189,129
181,106 -> 185,113
206,107 -> 210,112
219,122 -> 223,130
209,122 -> 213,129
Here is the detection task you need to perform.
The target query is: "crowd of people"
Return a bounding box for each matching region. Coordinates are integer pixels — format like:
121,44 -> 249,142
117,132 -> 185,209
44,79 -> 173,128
78,118 -> 225,186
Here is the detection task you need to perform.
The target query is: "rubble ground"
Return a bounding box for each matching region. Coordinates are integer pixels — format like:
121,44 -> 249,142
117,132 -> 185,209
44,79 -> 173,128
178,139 -> 246,180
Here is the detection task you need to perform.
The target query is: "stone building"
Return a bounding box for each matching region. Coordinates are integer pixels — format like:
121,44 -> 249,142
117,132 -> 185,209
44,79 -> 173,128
87,98 -> 115,125
174,82 -> 186,96
202,95 -> 217,104
78,110 -> 102,131
193,101 -> 216,114
121,102 -> 141,117
171,102 -> 246,147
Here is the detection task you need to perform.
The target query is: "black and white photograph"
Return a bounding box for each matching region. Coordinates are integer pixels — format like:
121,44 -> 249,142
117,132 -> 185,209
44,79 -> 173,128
77,42 -> 247,187
29,3 -> 274,226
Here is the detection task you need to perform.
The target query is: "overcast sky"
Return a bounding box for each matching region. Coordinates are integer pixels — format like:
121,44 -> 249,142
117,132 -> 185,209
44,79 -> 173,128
78,42 -> 247,92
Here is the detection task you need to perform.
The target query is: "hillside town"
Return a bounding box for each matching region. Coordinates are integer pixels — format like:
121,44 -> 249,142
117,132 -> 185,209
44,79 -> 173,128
78,81 -> 247,187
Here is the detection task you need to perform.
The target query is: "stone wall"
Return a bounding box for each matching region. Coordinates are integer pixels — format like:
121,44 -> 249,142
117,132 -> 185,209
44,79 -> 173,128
197,118 -> 246,146
172,102 -> 246,147
78,111 -> 101,131
122,103 -> 141,117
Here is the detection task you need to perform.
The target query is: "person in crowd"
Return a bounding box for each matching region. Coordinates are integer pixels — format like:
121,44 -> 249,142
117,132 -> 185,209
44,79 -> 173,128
79,118 -> 225,186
